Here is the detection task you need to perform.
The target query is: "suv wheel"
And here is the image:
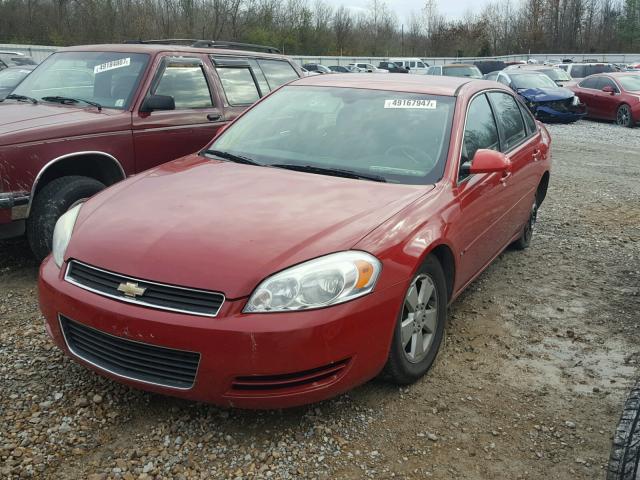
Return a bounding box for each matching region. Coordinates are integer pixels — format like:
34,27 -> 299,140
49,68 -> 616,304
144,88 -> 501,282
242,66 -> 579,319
27,176 -> 105,261
608,380 -> 640,479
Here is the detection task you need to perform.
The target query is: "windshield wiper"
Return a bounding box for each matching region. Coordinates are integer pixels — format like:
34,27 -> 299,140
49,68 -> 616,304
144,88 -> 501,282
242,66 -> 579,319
42,96 -> 102,111
4,93 -> 38,104
202,149 -> 263,166
271,164 -> 387,183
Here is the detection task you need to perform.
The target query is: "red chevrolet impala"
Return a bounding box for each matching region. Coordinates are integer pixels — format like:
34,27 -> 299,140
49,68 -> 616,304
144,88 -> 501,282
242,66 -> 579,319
39,74 -> 551,408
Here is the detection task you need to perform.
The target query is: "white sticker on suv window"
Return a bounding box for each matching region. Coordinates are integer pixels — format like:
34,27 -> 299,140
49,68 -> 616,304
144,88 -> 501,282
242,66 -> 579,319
384,99 -> 437,109
94,57 -> 131,74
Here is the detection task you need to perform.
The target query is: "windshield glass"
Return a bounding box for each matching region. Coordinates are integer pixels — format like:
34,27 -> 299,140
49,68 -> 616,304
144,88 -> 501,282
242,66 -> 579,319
208,86 -> 455,185
443,66 -> 483,78
12,51 -> 149,109
511,73 -> 557,89
618,75 -> 640,92
540,68 -> 571,81
0,68 -> 31,88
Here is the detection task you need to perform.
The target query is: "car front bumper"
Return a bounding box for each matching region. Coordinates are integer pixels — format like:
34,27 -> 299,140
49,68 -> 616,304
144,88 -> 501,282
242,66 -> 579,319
533,103 -> 587,123
0,191 -> 29,238
39,256 -> 405,409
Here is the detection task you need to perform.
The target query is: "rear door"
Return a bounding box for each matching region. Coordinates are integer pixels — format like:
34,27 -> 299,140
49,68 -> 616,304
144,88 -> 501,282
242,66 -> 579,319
575,77 -> 600,116
132,54 -> 224,172
487,91 -> 541,243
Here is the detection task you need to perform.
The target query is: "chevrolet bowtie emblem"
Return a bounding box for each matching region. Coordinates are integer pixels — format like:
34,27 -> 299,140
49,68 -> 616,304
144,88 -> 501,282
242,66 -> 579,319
117,281 -> 146,298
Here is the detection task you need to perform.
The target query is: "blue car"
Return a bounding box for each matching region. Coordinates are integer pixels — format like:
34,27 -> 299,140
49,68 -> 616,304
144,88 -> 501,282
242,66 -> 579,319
484,70 -> 586,123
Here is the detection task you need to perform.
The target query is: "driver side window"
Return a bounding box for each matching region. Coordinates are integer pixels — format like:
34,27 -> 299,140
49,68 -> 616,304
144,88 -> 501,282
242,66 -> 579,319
460,93 -> 500,181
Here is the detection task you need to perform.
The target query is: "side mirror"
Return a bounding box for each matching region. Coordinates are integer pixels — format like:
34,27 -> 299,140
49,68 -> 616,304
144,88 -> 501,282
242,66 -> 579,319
140,94 -> 175,113
463,149 -> 511,175
602,85 -> 615,95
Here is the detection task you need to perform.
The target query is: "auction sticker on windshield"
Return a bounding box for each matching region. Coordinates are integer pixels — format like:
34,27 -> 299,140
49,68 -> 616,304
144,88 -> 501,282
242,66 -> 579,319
384,99 -> 437,109
94,58 -> 131,74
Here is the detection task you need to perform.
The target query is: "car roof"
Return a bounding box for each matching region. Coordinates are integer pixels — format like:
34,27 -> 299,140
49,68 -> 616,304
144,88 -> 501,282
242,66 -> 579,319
289,73 -> 491,96
59,43 -> 291,60
442,63 -> 476,68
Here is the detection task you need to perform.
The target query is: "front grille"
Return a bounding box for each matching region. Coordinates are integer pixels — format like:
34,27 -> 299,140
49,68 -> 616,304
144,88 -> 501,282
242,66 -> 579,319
231,359 -> 350,393
60,316 -> 200,389
65,260 -> 224,317
540,98 -> 574,113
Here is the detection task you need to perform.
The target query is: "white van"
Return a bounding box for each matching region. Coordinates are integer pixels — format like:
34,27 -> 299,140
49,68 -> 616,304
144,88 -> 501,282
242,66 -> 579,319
389,58 -> 429,75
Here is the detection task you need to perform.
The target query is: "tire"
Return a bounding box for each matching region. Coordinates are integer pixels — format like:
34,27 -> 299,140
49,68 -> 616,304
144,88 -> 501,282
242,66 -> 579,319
26,176 -> 105,261
608,380 -> 640,480
381,254 -> 447,385
616,104 -> 634,128
512,196 -> 538,251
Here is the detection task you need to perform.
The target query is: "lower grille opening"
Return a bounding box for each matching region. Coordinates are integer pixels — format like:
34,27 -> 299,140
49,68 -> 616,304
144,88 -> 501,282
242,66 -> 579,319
60,316 -> 200,389
231,358 -> 350,392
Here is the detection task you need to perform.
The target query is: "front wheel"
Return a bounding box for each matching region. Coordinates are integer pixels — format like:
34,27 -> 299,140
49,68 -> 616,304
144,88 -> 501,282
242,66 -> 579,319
616,104 -> 634,128
26,176 -> 105,261
607,380 -> 640,479
381,255 -> 447,385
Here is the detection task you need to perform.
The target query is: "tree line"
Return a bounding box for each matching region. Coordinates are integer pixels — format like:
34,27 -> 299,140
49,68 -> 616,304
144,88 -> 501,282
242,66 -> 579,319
0,0 -> 638,57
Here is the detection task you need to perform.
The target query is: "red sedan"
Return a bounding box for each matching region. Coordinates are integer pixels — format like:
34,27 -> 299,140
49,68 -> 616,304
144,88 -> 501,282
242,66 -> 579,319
570,72 -> 640,127
39,74 -> 551,409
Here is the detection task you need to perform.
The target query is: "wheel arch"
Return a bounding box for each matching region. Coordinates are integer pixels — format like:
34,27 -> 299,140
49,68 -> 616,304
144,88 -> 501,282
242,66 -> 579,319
423,243 -> 456,302
537,171 -> 550,206
28,151 -> 125,216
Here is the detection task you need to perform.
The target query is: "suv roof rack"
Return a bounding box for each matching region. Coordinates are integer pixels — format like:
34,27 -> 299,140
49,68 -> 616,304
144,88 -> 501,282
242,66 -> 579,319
124,39 -> 281,54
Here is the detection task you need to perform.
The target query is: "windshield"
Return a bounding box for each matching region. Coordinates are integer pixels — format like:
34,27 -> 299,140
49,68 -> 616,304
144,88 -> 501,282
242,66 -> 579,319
0,68 -> 31,88
12,51 -> 150,109
618,75 -> 640,92
442,66 -> 483,78
208,86 -> 455,185
511,73 -> 557,89
540,68 -> 571,81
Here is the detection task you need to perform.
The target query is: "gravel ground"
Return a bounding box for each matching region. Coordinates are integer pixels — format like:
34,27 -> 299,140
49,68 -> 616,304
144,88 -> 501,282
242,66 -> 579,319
1,119 -> 639,479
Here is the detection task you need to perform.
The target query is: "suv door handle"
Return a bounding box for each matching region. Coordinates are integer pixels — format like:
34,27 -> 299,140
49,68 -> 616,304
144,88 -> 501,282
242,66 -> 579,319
532,149 -> 541,161
207,113 -> 222,122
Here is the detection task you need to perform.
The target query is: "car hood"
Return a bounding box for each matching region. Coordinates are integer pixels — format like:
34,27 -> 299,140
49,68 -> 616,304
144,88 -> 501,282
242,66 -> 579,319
517,87 -> 574,102
67,155 -> 430,299
0,103 -> 126,146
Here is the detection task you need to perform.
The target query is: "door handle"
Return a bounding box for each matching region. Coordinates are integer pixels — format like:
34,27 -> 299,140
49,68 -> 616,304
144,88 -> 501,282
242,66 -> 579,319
532,149 -> 541,161
500,171 -> 512,185
207,113 -> 222,122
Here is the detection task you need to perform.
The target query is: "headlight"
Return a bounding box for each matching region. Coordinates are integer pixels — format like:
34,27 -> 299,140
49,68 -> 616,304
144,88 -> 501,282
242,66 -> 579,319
52,204 -> 82,268
244,251 -> 382,313
572,95 -> 580,106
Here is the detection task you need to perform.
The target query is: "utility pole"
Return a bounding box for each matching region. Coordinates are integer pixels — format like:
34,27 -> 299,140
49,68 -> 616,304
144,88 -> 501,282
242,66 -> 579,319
401,24 -> 404,57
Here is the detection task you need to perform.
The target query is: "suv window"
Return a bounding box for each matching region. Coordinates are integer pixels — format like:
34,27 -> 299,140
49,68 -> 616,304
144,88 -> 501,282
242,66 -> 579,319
247,58 -> 270,94
153,59 -> 213,109
417,62 -> 426,68
461,93 -> 500,176
570,65 -> 586,78
488,92 -> 526,151
585,64 -> 614,76
216,67 -> 261,105
257,60 -> 298,88
579,77 -> 599,89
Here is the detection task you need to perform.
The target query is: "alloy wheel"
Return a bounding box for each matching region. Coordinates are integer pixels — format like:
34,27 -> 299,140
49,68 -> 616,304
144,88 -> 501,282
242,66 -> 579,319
616,105 -> 631,126
401,274 -> 439,364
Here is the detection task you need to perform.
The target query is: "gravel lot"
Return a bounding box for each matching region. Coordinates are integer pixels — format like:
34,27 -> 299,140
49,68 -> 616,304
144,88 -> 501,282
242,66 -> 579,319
1,119 -> 639,479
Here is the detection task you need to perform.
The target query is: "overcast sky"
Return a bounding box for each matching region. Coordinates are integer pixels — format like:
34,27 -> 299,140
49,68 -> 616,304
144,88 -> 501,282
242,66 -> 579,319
325,0 -> 492,23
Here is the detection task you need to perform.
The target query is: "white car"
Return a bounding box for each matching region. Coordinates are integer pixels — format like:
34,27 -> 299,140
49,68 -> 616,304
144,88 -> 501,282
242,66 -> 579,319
349,63 -> 387,73
388,58 -> 429,75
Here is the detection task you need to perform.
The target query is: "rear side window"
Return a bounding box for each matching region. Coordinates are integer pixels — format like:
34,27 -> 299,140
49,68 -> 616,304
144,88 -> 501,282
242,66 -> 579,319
488,92 -> 526,151
258,59 -> 299,89
462,93 -> 500,174
153,60 -> 213,109
597,77 -> 619,92
216,67 -> 261,105
519,102 -> 538,135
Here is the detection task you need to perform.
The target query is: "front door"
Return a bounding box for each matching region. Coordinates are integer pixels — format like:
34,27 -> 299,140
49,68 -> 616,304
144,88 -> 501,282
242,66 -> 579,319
132,55 -> 225,173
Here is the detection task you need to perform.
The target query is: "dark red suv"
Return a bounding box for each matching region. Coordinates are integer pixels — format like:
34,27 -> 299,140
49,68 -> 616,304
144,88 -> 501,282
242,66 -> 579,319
0,40 -> 302,259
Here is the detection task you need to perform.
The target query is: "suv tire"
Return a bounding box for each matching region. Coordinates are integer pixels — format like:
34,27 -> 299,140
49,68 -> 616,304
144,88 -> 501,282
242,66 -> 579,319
27,176 -> 105,261
608,380 -> 640,480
